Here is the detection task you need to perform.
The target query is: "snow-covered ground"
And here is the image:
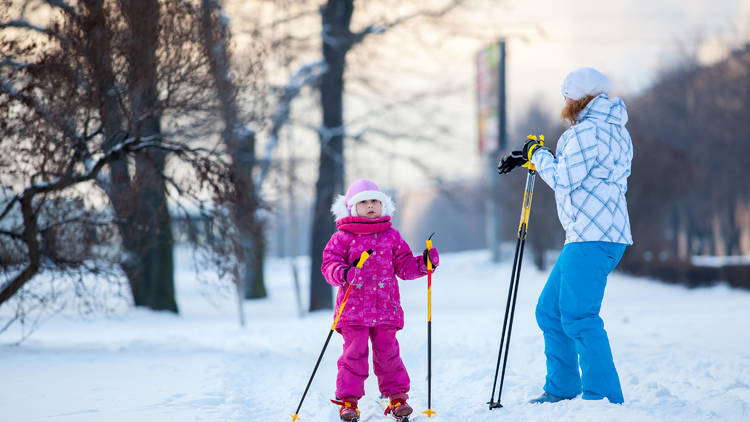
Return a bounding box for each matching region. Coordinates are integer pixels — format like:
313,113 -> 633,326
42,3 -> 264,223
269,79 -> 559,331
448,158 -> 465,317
2,246 -> 750,422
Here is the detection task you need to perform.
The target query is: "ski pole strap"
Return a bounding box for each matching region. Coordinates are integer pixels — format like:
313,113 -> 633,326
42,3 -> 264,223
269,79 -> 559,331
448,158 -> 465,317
331,249 -> 372,331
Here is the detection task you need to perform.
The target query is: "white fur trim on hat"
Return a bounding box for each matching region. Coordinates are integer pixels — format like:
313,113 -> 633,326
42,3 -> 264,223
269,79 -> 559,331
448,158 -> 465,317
330,195 -> 349,220
330,190 -> 396,220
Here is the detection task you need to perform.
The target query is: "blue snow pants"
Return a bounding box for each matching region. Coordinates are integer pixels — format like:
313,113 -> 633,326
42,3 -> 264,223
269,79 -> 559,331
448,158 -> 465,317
535,241 -> 626,404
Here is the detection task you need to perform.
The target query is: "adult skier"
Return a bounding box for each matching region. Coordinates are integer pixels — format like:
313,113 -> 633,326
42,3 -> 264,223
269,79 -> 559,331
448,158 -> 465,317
498,67 -> 633,404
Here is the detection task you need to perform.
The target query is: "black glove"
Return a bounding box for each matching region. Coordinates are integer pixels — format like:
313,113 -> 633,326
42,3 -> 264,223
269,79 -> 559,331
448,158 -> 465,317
521,137 -> 552,161
497,150 -> 527,174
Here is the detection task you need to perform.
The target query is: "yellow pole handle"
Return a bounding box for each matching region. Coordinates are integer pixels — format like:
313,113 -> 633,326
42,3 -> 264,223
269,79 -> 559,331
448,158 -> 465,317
425,239 -> 433,271
521,134 -> 545,171
356,250 -> 370,269
518,134 -> 542,233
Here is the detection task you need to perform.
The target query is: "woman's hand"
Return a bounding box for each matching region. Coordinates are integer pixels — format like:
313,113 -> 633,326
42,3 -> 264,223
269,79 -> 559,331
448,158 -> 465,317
497,150 -> 527,174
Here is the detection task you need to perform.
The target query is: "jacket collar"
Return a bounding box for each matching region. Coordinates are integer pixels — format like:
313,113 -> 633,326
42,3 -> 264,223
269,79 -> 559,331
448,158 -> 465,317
336,216 -> 392,235
576,94 -> 628,126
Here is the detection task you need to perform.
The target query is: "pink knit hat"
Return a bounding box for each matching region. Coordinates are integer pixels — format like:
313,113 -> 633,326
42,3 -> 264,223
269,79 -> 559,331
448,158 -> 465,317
331,179 -> 396,220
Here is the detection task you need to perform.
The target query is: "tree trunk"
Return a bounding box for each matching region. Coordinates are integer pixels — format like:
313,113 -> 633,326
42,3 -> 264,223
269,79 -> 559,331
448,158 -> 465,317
243,232 -> 267,299
0,196 -> 40,305
532,244 -> 546,271
80,0 -> 174,311
309,0 -> 352,311
199,0 -> 266,300
119,0 -> 177,312
122,150 -> 177,312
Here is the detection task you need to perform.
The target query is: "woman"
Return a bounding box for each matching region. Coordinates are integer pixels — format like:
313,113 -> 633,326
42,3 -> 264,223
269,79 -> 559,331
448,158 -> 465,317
498,67 -> 633,404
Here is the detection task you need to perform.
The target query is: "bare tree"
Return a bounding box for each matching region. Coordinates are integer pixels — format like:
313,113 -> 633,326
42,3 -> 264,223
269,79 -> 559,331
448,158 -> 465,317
0,0 -> 264,334
229,0 -> 479,311
621,44 -> 750,284
199,0 -> 268,304
307,0 -> 466,311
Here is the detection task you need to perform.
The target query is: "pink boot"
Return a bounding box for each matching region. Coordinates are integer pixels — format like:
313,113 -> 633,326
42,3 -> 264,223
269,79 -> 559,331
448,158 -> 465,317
331,398 -> 360,421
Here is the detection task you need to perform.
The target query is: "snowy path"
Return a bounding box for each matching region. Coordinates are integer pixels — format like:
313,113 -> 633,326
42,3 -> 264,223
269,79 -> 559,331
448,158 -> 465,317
2,248 -> 750,421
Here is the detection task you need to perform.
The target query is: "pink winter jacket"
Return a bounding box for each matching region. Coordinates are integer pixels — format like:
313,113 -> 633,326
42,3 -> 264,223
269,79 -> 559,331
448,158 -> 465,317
321,216 -> 429,331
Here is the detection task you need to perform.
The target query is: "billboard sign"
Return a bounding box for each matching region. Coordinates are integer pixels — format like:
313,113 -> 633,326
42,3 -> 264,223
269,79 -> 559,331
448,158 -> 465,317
476,41 -> 505,154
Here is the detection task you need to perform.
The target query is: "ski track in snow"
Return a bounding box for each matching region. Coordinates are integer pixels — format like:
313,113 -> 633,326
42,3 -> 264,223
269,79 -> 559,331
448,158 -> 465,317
2,247 -> 750,421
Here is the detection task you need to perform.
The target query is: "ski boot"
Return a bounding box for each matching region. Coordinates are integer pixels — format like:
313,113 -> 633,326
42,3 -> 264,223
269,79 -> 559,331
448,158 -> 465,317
331,398 -> 360,422
383,396 -> 412,422
528,392 -> 574,404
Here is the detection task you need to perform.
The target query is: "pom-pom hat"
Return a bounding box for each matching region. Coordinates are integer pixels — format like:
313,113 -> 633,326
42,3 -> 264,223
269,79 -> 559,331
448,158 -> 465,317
331,179 -> 396,220
561,67 -> 611,101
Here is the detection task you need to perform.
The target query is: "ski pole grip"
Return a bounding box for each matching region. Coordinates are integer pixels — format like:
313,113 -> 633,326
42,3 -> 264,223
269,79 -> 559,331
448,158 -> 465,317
522,134 -> 545,171
356,249 -> 373,269
425,239 -> 433,271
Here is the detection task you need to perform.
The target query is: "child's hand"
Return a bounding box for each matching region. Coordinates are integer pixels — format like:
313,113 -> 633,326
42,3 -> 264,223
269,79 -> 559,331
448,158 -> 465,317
343,249 -> 373,285
422,247 -> 439,269
344,266 -> 359,284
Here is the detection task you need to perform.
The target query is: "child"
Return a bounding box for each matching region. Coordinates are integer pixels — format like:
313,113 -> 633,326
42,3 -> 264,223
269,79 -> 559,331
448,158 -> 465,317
322,179 -> 439,421
499,67 -> 633,404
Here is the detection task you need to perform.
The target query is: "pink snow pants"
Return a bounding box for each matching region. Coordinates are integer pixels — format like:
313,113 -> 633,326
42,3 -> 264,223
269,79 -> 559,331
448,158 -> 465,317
336,325 -> 410,402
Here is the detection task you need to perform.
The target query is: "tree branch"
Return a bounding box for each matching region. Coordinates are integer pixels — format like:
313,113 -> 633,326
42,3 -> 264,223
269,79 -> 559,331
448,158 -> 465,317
0,80 -> 83,145
259,8 -> 319,31
45,0 -> 77,16
255,59 -> 328,189
349,0 -> 466,47
0,20 -> 72,45
0,59 -> 29,70
0,229 -> 23,240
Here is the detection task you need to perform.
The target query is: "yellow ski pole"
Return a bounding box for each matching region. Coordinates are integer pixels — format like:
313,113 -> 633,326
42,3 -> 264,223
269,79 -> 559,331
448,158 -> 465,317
489,134 -> 543,410
291,249 -> 372,422
423,233 -> 437,418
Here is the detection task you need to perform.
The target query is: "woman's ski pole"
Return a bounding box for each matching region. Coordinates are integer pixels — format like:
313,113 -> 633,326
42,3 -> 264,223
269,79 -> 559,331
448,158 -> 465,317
423,233 -> 437,418
488,135 -> 542,410
290,249 -> 372,422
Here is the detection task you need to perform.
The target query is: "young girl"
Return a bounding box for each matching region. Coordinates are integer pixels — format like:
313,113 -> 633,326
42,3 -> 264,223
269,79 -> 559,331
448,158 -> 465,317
499,67 -> 633,404
322,179 -> 439,421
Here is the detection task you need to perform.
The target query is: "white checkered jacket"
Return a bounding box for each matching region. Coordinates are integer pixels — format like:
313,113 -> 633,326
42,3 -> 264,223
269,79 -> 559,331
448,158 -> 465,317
531,94 -> 633,245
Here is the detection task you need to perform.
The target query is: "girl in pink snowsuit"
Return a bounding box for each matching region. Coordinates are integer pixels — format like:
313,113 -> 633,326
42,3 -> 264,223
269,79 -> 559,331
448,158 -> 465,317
322,179 -> 439,421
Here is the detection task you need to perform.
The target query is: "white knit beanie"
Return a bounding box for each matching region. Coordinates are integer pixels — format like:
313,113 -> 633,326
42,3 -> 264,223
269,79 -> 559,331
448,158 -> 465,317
561,67 -> 611,101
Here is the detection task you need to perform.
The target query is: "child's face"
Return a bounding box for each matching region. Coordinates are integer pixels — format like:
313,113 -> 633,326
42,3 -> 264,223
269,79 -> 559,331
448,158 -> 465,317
355,199 -> 382,219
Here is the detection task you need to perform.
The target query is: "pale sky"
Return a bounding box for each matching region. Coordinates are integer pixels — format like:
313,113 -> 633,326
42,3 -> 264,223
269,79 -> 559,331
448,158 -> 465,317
492,0 -> 746,113
228,0 -> 749,196
372,0 -> 749,190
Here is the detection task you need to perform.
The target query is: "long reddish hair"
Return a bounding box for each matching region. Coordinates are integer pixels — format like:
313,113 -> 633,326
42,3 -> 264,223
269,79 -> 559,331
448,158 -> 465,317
561,95 -> 595,125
